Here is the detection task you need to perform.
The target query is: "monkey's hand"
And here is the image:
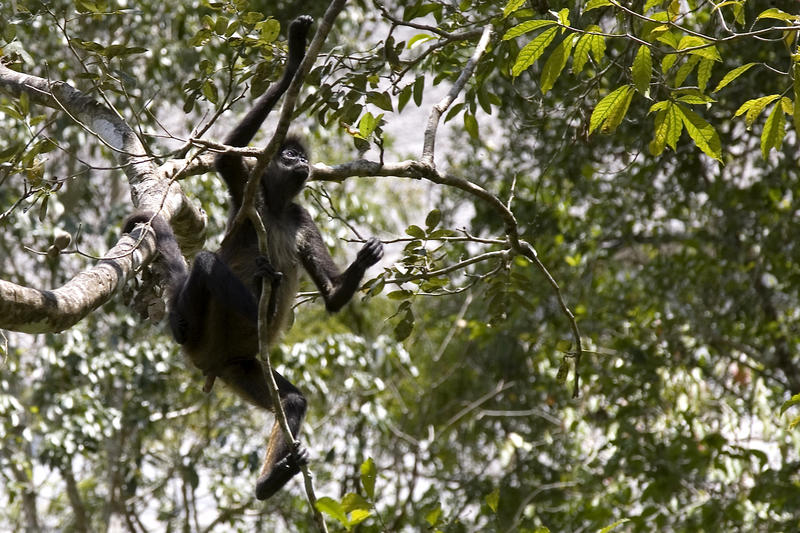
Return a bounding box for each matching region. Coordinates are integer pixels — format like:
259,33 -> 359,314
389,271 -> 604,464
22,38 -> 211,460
255,256 -> 283,284
287,16 -> 314,66
355,238 -> 384,270
291,15 -> 314,35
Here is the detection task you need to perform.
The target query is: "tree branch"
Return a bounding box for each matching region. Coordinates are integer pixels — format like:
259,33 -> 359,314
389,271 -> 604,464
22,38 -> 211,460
0,64 -> 204,333
232,4 -> 350,532
422,25 -> 492,167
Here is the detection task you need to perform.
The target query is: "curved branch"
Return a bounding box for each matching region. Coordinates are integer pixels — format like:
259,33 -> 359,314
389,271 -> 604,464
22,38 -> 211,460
313,157 -> 584,396
0,64 -> 204,333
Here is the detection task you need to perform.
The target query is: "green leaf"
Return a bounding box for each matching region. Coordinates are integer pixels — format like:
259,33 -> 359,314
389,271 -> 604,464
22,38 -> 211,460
677,104 -> 722,160
202,80 -> 218,104
656,30 -> 679,49
464,113 -> 480,140
756,8 -> 800,22
556,8 -> 570,27
599,519 -> 631,533
661,54 -> 678,73
556,358 -> 569,383
632,45 -> 652,94
425,503 -> 442,526
761,102 -> 786,159
502,20 -> 556,40
425,208 -> 442,230
511,27 -> 559,77
541,35 -> 576,94
793,64 -> 800,134
734,94 -> 781,128
405,225 -> 426,238
367,91 -> 393,112
407,33 -> 434,48
780,96 -> 793,116
360,458 -> 377,500
584,0 -> 613,12
589,85 -> 634,134
590,31 -> 606,63
348,509 -> 371,526
315,497 -> 349,526
398,84 -> 412,111
394,309 -> 414,341
387,290 -> 412,300
502,0 -> 527,18
240,12 -> 262,26
644,0 -> 663,12
780,392 -> 800,416
486,488 -> 500,512
258,18 -> 280,43
697,58 -> 714,93
677,36 -> 721,61
676,93 -> 714,105
674,55 -> 700,87
649,101 -> 683,155
572,25 -> 601,74
713,62 -> 756,93
342,492 -> 371,513
413,76 -> 425,106
357,112 -> 383,139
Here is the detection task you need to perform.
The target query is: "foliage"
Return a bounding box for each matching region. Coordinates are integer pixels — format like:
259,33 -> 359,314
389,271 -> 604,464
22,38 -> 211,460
1,0 -> 800,532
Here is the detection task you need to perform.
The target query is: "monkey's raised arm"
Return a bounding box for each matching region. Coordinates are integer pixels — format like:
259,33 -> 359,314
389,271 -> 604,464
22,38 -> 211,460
215,16 -> 313,205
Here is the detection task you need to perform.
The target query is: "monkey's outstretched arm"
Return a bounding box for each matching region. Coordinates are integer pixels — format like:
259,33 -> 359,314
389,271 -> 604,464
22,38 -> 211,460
297,209 -> 384,313
215,16 -> 314,207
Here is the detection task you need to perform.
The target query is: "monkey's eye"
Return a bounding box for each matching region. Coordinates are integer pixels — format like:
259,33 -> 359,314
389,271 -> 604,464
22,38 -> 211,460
282,148 -> 306,162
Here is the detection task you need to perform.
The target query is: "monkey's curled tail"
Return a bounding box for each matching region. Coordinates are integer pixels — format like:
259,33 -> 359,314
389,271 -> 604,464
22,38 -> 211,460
123,211 -> 188,299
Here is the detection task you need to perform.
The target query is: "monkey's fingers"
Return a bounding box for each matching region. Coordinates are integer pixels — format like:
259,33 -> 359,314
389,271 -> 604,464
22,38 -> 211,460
357,238 -> 384,267
291,15 -> 314,33
291,441 -> 310,466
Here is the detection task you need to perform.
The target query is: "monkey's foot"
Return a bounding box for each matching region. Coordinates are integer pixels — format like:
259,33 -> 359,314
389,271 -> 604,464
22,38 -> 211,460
255,444 -> 309,500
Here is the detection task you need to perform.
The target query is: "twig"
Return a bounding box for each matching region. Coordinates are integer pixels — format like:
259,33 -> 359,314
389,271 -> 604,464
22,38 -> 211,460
422,25 -> 493,167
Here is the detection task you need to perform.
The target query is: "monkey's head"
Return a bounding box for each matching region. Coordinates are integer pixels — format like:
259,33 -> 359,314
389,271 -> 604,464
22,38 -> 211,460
264,135 -> 309,209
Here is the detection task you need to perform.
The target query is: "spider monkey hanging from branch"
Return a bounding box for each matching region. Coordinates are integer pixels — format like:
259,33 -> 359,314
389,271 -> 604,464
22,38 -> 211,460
124,15 -> 383,501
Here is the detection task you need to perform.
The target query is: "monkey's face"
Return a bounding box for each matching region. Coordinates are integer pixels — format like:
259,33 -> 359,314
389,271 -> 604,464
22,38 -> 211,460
264,140 -> 310,203
279,144 -> 308,178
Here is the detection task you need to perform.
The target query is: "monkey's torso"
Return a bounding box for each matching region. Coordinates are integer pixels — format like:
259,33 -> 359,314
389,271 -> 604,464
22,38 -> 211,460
181,205 -> 304,376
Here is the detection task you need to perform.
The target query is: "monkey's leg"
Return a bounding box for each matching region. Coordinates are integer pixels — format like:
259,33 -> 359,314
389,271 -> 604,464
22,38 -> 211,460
217,359 -> 308,500
170,251 -> 258,343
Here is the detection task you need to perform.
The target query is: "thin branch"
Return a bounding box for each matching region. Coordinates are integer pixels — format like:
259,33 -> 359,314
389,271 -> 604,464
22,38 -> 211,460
312,158 -> 585,396
422,24 -> 493,167
236,4 -> 350,532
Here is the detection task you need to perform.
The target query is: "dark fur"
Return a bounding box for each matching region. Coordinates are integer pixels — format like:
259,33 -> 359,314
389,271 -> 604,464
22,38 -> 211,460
124,15 -> 383,501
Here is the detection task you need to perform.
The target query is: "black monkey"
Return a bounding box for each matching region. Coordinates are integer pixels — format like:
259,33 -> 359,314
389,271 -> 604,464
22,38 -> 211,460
124,15 -> 383,501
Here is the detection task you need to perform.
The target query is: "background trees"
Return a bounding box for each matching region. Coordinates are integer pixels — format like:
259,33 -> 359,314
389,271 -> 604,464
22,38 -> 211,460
1,0 -> 800,531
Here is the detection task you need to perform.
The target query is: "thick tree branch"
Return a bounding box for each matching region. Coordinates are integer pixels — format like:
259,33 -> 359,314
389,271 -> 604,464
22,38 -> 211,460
0,64 -> 204,333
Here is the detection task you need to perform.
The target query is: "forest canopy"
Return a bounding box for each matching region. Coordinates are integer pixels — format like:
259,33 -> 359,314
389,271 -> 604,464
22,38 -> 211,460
1,0 -> 800,531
